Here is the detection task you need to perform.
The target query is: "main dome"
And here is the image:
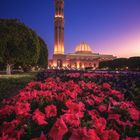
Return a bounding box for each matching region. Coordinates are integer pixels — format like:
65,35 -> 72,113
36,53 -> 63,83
75,42 -> 92,53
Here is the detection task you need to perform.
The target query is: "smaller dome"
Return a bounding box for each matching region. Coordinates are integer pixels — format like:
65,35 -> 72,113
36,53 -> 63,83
75,42 -> 92,53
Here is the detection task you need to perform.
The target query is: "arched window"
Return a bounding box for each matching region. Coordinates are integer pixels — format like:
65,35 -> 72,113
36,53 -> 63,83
57,59 -> 63,67
74,62 -> 77,67
79,62 -> 82,68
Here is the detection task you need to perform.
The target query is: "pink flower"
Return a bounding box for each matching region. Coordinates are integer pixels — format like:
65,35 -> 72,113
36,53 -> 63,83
107,103 -> 112,113
32,109 -> 47,125
102,83 -> 111,89
15,102 -> 30,116
91,95 -> 104,104
98,104 -> 107,112
69,127 -> 100,140
108,129 -> 120,140
0,105 -> 14,116
109,97 -> 120,106
121,101 -> 134,109
1,120 -> 23,140
99,130 -> 108,140
110,90 -> 124,99
86,82 -> 93,90
88,110 -> 99,120
49,118 -> 68,140
108,114 -> 121,120
94,118 -> 107,134
62,113 -> 80,127
45,105 -> 57,118
127,108 -> 140,121
65,100 -> 85,117
0,133 -> 9,140
19,91 -> 31,100
66,90 -> 77,99
86,98 -> 94,106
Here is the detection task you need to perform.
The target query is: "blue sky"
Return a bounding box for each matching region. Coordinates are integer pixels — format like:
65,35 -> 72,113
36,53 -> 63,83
0,0 -> 140,58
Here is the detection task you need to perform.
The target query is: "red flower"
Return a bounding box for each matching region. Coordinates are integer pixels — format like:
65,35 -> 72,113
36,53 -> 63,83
86,99 -> 94,106
15,102 -> 30,116
0,105 -> 14,116
121,101 -> 134,109
55,92 -> 67,102
102,83 -> 111,89
118,120 -> 132,127
110,90 -> 124,99
0,133 -> 9,140
91,95 -> 104,104
49,118 -> 68,140
108,129 -> 120,140
65,100 -> 85,117
62,113 -> 80,127
32,109 -> 47,125
19,91 -> 31,100
66,90 -> 77,99
98,104 -> 107,112
1,120 -> 23,140
69,127 -> 100,140
109,97 -> 120,106
88,110 -> 99,120
127,108 -> 140,121
108,114 -> 121,121
107,103 -> 112,113
45,105 -> 57,118
99,130 -> 108,140
94,118 -> 107,134
31,90 -> 38,98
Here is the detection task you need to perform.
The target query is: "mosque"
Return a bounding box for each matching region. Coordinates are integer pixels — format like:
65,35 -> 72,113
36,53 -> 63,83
48,0 -> 116,69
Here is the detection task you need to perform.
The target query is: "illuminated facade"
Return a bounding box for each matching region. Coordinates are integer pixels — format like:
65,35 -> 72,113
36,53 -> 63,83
49,0 -> 116,69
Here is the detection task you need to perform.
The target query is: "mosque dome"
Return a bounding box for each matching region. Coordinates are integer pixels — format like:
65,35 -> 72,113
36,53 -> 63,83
75,42 -> 93,54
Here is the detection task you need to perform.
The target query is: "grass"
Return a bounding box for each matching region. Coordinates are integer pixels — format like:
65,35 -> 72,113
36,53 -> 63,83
0,72 -> 37,101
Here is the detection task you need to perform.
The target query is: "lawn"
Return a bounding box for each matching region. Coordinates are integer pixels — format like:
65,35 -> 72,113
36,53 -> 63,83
0,72 -> 36,101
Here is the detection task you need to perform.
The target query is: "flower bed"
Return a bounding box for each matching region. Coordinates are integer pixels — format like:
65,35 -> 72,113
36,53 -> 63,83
0,72 -> 140,140
36,70 -> 140,108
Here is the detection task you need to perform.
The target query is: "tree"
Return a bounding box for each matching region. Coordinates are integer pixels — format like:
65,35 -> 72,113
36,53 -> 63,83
99,57 -> 140,71
0,62 -> 5,71
99,58 -> 128,70
37,37 -> 48,69
112,58 -> 128,70
99,60 -> 113,69
0,19 -> 40,74
128,57 -> 140,70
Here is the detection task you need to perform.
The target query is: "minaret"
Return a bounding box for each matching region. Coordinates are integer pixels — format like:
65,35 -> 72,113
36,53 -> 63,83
54,0 -> 64,54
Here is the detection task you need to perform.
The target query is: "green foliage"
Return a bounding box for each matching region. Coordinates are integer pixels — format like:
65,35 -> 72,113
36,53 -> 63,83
112,58 -> 128,69
99,57 -> 140,71
128,57 -> 140,70
0,62 -> 5,70
99,60 -> 112,69
0,19 -> 40,70
37,37 -> 48,68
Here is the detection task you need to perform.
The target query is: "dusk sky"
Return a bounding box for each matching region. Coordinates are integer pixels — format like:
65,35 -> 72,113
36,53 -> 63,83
0,0 -> 140,58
